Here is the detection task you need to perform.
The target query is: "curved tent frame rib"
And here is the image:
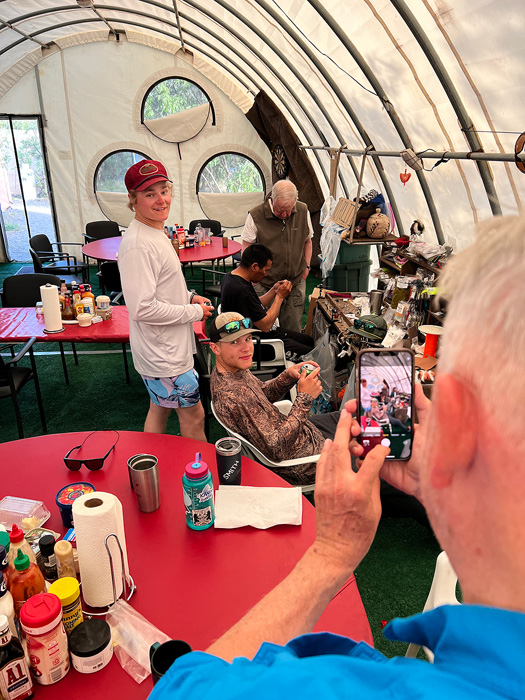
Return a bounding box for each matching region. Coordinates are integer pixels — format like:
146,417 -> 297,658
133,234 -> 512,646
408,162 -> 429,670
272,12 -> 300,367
0,1 -> 522,246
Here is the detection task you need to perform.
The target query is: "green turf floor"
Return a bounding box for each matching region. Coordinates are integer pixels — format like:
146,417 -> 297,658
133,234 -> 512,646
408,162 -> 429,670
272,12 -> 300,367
0,261 -> 440,656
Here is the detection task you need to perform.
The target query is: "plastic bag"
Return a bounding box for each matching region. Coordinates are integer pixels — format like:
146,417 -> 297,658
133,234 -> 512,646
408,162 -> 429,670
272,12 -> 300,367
320,195 -> 343,279
106,599 -> 171,683
301,330 -> 338,414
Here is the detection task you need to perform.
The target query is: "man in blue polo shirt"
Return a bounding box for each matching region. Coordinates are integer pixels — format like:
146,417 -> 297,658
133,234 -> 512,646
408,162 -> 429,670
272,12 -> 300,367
150,215 -> 525,699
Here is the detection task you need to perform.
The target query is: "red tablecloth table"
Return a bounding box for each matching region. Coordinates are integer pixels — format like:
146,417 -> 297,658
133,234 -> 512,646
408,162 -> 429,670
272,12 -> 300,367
82,236 -> 241,264
0,307 -> 208,383
0,432 -> 372,699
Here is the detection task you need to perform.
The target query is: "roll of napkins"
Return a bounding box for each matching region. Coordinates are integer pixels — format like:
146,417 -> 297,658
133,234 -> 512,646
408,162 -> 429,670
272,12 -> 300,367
40,283 -> 63,333
73,492 -> 129,608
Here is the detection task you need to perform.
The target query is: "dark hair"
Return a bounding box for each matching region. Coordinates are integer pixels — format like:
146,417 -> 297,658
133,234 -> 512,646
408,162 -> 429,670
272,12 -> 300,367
240,244 -> 273,269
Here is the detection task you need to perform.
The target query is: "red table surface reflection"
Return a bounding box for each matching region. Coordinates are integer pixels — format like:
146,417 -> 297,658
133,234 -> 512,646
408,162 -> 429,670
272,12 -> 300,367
0,432 -> 372,699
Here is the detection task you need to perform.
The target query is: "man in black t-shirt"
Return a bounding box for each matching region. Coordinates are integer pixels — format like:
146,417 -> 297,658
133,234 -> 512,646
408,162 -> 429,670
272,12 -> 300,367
220,244 -> 315,358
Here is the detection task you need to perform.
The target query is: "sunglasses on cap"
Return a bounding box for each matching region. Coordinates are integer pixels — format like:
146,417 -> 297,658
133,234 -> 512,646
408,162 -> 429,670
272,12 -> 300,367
217,318 -> 254,335
353,319 -> 378,333
64,430 -> 120,471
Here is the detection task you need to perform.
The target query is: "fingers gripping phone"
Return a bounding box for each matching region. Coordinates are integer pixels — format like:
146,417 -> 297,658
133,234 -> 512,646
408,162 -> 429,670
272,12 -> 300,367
356,348 -> 415,460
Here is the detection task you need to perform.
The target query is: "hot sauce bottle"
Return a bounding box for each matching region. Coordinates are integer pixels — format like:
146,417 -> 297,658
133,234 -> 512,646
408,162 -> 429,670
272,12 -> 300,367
0,613 -> 34,699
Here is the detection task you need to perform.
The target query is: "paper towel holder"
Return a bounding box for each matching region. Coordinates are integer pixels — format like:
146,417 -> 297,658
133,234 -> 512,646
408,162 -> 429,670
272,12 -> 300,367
106,532 -> 136,606
82,532 -> 136,616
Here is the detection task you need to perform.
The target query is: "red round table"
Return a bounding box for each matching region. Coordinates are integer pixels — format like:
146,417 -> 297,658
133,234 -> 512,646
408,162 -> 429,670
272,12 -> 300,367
82,236 -> 241,264
0,432 -> 372,698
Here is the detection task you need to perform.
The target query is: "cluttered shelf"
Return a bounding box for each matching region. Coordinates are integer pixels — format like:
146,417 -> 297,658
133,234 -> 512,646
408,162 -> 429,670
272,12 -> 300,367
379,250 -> 443,278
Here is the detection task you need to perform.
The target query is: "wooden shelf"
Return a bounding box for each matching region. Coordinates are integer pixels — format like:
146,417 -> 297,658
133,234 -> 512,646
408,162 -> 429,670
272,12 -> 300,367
379,250 -> 442,278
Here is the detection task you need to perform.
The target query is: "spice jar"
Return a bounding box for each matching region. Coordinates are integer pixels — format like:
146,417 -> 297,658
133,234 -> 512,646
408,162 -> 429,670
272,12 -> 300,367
54,540 -> 76,579
19,592 -> 70,685
48,577 -> 83,635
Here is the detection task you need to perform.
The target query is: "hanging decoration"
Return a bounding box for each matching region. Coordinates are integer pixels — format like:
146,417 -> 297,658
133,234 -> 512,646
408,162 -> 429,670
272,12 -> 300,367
400,169 -> 411,185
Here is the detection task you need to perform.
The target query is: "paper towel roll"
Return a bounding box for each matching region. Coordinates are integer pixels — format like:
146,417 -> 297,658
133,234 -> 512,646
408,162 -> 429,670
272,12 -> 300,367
40,283 -> 63,332
72,492 -> 129,608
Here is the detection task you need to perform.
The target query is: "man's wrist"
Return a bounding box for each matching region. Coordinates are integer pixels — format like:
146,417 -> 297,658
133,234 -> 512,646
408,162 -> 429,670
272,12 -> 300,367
189,289 -> 197,303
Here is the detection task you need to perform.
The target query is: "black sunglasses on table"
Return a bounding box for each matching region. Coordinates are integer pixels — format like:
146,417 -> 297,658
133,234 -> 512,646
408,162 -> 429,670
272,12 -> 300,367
64,430 -> 120,471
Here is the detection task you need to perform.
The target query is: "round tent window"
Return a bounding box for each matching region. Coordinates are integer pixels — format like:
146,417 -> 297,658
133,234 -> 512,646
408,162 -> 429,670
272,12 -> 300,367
197,153 -> 265,228
142,78 -> 213,144
94,150 -> 149,227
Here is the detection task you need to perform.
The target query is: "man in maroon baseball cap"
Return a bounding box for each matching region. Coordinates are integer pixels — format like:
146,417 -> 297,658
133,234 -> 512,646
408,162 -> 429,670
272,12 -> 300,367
124,159 -> 172,193
118,159 -> 213,439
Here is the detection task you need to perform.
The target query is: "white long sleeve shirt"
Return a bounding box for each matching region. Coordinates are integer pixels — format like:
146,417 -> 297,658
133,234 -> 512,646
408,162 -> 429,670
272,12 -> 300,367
118,219 -> 203,377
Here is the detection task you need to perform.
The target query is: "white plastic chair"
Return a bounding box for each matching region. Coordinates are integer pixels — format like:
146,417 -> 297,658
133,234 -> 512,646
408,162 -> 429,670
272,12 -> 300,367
211,400 -> 318,494
405,551 -> 459,661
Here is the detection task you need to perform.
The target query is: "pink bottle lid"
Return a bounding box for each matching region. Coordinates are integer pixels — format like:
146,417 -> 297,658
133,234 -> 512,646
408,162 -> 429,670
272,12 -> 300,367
185,452 -> 209,480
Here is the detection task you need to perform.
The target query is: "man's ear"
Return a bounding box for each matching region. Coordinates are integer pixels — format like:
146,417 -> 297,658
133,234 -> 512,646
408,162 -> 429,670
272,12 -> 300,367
251,263 -> 260,273
430,373 -> 477,489
209,341 -> 220,356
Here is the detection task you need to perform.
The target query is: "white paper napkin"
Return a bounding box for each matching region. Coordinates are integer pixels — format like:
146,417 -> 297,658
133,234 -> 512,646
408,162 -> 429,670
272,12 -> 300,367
214,486 -> 303,529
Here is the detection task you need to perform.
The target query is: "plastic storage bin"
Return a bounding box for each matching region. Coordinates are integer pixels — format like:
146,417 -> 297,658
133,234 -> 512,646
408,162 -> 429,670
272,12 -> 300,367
326,260 -> 372,292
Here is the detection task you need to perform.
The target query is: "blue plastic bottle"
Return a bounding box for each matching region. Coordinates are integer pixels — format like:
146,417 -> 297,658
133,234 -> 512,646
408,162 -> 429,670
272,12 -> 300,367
182,452 -> 215,530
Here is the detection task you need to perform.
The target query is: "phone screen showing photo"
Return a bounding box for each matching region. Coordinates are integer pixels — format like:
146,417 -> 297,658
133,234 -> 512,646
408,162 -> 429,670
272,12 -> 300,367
358,350 -> 414,460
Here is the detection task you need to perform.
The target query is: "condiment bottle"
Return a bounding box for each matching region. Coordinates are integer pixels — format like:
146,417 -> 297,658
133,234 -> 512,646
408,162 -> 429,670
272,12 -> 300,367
73,287 -> 85,318
0,614 -> 34,700
0,548 -> 17,639
182,452 -> 215,530
62,293 -> 75,321
9,551 -> 45,615
38,535 -> 57,583
48,577 -> 83,635
54,540 -> 76,579
19,593 -> 70,685
81,284 -> 95,315
6,525 -> 36,584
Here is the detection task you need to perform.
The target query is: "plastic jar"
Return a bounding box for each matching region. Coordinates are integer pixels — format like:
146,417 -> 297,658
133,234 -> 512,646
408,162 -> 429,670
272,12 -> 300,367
55,482 -> 95,528
48,577 -> 83,635
68,619 -> 113,674
96,295 -> 111,310
19,592 -> 70,685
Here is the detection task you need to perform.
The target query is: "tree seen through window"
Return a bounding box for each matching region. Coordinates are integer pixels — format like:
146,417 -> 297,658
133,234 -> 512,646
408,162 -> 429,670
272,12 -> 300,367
198,153 -> 263,194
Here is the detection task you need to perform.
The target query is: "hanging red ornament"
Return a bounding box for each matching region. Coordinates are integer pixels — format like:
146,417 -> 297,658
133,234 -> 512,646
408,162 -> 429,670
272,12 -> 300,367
400,169 -> 411,185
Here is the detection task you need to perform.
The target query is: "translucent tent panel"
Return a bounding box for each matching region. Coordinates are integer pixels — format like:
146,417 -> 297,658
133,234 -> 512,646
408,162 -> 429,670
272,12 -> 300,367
0,0 -> 523,254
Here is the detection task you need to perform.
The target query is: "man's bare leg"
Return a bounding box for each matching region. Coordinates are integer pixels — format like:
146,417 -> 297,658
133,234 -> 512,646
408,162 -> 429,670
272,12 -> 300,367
144,401 -> 171,433
175,401 -> 207,442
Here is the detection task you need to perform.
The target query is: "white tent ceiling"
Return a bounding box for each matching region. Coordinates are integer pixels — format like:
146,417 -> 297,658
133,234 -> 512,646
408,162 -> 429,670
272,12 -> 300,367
0,0 -> 524,249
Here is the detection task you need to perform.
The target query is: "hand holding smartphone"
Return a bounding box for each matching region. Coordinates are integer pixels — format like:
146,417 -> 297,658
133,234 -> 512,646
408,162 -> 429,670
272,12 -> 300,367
356,348 -> 415,460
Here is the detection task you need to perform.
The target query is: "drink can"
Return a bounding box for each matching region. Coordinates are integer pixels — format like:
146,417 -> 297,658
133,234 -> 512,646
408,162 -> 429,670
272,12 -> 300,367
215,437 -> 242,485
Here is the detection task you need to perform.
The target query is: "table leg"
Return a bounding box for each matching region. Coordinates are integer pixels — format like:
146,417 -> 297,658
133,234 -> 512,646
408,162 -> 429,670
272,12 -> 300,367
122,343 -> 130,383
58,342 -> 69,385
71,342 -> 79,365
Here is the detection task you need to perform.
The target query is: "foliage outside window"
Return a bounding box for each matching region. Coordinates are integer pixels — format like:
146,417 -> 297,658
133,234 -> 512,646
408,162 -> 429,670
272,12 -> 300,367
198,153 -> 264,194
0,119 -> 47,198
143,79 -> 209,120
95,151 -> 148,193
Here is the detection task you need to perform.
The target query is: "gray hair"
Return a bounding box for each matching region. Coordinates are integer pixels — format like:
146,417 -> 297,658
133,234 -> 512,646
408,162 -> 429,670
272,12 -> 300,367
438,215 -> 525,444
271,180 -> 298,204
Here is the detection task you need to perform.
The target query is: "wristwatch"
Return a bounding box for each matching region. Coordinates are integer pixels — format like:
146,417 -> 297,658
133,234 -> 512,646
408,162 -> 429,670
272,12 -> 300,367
305,265 -> 311,270
189,289 -> 197,303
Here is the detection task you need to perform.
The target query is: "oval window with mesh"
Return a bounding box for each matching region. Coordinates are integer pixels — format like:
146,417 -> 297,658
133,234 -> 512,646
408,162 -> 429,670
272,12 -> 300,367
141,78 -> 214,144
94,150 -> 149,227
197,153 -> 265,228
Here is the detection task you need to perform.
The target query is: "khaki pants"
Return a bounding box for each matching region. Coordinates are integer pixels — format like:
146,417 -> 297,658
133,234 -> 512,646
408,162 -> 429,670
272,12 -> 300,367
254,278 -> 306,332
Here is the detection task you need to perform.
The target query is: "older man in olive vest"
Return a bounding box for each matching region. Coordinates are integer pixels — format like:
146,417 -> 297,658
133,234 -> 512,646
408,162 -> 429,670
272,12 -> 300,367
241,180 -> 313,332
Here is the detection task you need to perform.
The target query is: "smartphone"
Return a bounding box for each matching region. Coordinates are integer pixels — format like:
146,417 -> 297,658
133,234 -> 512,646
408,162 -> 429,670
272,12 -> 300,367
356,348 -> 415,460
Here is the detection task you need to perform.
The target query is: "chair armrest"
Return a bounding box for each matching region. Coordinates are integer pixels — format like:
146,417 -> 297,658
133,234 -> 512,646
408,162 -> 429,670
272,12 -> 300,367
5,337 -> 37,364
229,234 -> 240,240
53,241 -> 84,248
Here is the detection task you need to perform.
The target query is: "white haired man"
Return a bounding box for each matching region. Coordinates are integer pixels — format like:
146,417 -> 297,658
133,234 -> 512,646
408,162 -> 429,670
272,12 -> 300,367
241,180 -> 313,332
118,159 -> 213,439
149,216 -> 525,699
